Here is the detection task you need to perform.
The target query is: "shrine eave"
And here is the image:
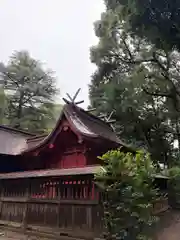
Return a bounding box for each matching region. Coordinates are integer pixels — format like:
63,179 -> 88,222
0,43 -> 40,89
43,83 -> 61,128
22,103 -> 134,154
0,102 -> 135,156
0,165 -> 105,179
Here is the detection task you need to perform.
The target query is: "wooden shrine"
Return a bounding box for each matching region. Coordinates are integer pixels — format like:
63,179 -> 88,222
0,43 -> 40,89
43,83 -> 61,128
0,89 -> 168,239
0,89 -> 131,239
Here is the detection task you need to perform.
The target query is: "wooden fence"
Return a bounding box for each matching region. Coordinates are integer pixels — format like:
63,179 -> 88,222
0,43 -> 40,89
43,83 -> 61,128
0,175 -> 103,239
0,175 -> 169,239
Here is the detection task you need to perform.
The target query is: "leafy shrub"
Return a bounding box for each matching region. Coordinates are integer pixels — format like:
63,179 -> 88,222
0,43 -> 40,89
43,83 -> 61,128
168,167 -> 180,207
95,150 -> 159,240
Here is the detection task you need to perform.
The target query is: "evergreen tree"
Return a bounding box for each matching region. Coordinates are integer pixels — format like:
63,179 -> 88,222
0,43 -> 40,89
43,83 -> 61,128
0,50 -> 59,133
89,1 -> 180,166
0,87 -> 6,124
105,0 -> 180,51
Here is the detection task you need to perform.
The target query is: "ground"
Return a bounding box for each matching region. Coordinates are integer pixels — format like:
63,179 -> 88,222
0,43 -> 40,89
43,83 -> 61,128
156,216 -> 180,240
0,229 -> 81,240
1,211 -> 180,240
0,230 -> 52,240
157,221 -> 180,240
154,210 -> 180,240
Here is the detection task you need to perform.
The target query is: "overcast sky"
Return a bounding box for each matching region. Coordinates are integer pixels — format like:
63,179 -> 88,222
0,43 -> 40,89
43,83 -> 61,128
0,0 -> 105,108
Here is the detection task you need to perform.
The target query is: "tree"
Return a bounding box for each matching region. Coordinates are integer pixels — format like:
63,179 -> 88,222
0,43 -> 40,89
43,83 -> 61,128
89,2 -> 180,166
0,51 -> 59,133
0,87 -> 7,124
95,150 -> 159,239
105,0 -> 180,51
19,103 -> 63,134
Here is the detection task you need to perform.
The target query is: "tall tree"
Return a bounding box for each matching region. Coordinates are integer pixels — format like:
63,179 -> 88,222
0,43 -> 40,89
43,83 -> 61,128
19,102 -> 63,134
0,51 -> 59,133
0,87 -> 6,124
89,2 -> 180,166
105,0 -> 180,51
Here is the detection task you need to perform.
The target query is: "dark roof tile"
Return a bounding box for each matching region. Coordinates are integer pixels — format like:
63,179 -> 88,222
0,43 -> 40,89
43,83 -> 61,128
0,165 -> 104,179
0,103 -> 132,155
64,104 -> 121,143
0,126 -> 34,155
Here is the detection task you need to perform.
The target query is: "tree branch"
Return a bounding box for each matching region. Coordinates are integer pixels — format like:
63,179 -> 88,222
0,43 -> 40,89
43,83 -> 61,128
142,87 -> 172,98
3,72 -> 19,89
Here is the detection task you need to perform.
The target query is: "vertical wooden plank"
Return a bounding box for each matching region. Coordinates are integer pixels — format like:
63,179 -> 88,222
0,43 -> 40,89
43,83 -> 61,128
80,180 -> 83,199
91,181 -> 95,200
0,180 -> 4,199
71,204 -> 75,229
0,180 -> 4,220
22,179 -> 30,230
87,206 -> 92,230
44,203 -> 48,225
57,178 -> 61,229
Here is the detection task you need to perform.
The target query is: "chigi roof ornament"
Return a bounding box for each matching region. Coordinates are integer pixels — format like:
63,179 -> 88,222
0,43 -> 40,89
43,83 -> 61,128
62,87 -> 117,130
62,88 -> 84,106
99,110 -> 116,123
98,110 -> 116,131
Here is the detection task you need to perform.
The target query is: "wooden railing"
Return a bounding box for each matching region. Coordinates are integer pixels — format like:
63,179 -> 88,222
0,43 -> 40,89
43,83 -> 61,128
0,176 -> 103,239
0,176 -> 169,239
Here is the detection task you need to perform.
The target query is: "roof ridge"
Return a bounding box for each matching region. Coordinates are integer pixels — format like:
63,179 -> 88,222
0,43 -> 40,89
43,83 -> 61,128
70,104 -> 115,131
65,104 -> 134,148
0,125 -> 36,136
21,102 -> 134,154
27,134 -> 48,141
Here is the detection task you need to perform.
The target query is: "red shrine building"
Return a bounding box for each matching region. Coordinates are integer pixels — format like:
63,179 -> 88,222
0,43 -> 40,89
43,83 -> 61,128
0,100 -> 132,237
0,102 -> 131,198
0,101 -> 130,173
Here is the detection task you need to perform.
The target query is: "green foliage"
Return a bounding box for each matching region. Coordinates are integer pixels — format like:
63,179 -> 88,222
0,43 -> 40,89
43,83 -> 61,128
95,150 -> 159,240
0,87 -> 6,124
168,167 -> 180,207
0,50 -> 60,133
89,1 -> 180,166
18,103 -> 63,134
169,166 -> 180,179
105,0 -> 180,51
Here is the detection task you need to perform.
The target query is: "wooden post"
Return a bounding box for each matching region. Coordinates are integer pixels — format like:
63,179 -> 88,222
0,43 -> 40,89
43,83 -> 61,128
57,179 -> 61,229
22,179 -> 30,231
87,206 -> 92,231
71,204 -> 75,229
0,180 -> 4,219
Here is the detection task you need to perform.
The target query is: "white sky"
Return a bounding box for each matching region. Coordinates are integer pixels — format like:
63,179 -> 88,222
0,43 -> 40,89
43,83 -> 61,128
0,0 -> 105,108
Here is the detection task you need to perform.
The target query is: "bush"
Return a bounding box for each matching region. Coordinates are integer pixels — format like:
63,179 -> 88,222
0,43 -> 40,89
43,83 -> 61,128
95,150 -> 159,240
168,167 -> 180,207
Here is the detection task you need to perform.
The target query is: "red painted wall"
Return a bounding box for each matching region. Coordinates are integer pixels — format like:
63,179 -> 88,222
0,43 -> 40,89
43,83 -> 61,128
48,152 -> 87,169
36,118 -> 103,170
59,153 -> 86,168
43,120 -> 88,169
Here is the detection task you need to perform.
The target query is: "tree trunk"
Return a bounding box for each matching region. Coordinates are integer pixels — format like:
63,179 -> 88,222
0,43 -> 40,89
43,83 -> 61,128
16,92 -> 24,128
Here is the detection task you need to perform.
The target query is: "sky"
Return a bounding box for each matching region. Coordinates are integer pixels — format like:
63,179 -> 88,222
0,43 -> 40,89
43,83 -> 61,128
0,0 -> 105,108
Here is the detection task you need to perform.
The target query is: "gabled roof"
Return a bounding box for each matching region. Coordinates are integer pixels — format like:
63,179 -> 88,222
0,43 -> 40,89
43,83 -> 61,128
64,103 -> 121,143
0,125 -> 35,155
23,103 -> 131,154
0,103 -> 132,155
0,125 -> 35,137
